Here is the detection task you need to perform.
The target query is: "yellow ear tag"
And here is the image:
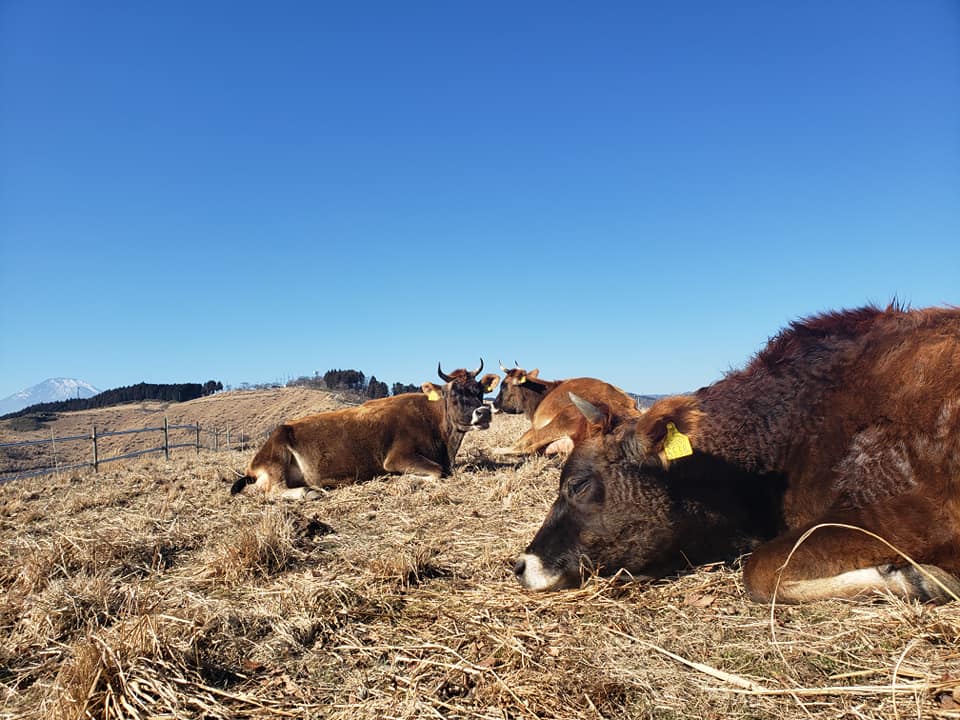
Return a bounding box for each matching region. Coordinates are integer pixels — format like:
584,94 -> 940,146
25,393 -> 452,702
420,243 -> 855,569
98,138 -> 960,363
427,390 -> 441,402
518,376 -> 526,384
663,422 -> 693,460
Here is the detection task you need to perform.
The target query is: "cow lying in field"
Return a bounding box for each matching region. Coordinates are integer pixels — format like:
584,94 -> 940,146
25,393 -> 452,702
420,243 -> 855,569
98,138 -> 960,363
493,363 -> 640,455
231,362 -> 500,500
492,363 -> 640,455
516,305 -> 960,603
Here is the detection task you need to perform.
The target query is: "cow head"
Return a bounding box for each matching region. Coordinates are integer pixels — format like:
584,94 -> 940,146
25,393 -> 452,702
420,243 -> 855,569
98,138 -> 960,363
421,360 -> 500,431
492,362 -> 544,413
515,394 -> 711,591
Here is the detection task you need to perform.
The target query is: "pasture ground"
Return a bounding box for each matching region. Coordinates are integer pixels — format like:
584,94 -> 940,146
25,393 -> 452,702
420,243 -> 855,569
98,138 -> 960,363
2,389 -> 960,719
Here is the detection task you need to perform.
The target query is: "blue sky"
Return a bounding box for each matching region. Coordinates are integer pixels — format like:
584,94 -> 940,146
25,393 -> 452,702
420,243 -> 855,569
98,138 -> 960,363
1,1 -> 958,400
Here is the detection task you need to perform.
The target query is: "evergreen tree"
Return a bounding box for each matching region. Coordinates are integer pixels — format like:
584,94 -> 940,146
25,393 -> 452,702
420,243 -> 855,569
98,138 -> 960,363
366,376 -> 389,399
391,382 -> 420,396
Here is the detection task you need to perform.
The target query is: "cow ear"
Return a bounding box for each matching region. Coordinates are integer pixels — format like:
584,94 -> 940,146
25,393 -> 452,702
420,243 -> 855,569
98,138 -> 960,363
569,392 -> 603,424
527,368 -> 540,379
568,393 -> 619,434
632,396 -> 701,464
421,382 -> 442,401
480,373 -> 500,392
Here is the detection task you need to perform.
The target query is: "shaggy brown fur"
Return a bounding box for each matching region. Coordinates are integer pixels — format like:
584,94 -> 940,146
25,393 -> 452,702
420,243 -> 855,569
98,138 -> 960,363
517,304 -> 960,603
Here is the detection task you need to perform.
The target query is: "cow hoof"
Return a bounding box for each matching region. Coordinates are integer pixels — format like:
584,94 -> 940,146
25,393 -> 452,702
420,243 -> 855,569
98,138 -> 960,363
890,564 -> 960,603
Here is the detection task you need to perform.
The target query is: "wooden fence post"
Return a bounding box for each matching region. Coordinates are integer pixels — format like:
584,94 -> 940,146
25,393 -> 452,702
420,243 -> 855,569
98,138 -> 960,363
196,421 -> 201,455
163,417 -> 170,460
92,426 -> 99,472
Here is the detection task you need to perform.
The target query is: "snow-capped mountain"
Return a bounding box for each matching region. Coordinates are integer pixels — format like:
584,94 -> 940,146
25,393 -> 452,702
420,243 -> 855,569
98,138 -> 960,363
0,378 -> 101,416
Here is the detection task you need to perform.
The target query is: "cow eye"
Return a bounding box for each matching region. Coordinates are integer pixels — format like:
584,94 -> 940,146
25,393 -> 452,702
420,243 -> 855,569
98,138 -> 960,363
567,475 -> 591,497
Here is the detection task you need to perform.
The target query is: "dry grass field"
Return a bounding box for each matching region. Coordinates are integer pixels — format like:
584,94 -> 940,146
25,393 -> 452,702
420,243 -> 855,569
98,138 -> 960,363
2,388 -> 960,719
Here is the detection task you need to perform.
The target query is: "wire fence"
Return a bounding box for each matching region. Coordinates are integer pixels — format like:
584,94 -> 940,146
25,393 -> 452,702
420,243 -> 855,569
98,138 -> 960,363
0,418 -> 269,485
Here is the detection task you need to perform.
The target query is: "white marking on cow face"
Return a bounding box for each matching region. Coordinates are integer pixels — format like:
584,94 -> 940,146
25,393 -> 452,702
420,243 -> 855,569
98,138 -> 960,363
515,553 -> 564,591
470,404 -> 492,429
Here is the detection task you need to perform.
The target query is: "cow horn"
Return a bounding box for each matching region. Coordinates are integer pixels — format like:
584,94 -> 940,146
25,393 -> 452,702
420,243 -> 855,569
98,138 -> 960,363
437,363 -> 453,383
499,360 -> 508,372
569,392 -> 603,424
471,359 -> 484,378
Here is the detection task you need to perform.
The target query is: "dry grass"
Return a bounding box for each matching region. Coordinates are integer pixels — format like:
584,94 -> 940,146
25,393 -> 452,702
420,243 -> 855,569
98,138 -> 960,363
3,390 -> 960,719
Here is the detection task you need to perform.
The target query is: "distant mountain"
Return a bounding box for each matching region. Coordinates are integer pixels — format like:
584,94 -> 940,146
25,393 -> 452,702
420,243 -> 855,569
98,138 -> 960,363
629,393 -> 668,409
0,378 -> 101,416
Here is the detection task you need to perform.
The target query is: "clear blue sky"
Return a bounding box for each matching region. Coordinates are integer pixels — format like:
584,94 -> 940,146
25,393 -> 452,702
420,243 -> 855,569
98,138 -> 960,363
1,1 -> 958,400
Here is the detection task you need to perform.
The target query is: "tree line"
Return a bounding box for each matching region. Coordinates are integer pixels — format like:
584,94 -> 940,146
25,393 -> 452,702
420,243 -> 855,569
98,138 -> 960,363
3,367 -> 424,422
286,369 -> 419,400
1,381 -> 223,420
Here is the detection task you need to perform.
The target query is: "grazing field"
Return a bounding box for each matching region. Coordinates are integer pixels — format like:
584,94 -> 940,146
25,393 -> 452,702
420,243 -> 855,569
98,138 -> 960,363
2,389 -> 960,719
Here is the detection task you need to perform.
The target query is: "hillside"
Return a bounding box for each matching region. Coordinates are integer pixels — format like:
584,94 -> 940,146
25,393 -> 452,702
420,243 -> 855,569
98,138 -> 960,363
41,386 -> 344,436
1,391 -> 959,719
0,387 -> 352,477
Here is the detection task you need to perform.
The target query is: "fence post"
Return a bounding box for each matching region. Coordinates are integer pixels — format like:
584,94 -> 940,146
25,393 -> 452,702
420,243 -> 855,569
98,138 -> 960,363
214,429 -> 219,452
51,429 -> 59,478
196,421 -> 201,455
92,426 -> 99,472
163,417 -> 170,460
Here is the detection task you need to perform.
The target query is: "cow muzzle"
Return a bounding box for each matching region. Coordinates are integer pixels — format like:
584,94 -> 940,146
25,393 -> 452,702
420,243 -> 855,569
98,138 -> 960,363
471,405 -> 492,429
514,553 -> 567,591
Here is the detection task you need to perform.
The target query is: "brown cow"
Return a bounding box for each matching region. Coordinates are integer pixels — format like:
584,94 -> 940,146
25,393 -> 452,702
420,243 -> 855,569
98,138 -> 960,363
493,364 -> 640,455
516,305 -> 960,603
231,362 -> 500,500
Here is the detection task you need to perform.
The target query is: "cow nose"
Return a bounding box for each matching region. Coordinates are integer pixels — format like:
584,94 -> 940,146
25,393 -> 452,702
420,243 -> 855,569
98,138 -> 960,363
513,557 -> 526,579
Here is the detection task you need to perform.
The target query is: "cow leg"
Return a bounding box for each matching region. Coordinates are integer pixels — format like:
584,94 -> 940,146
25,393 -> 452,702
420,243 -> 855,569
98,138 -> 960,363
743,518 -> 960,604
510,413 -> 584,455
276,486 -> 323,501
240,453 -> 324,501
383,447 -> 444,479
510,426 -> 561,454
543,437 -> 575,455
491,430 -> 566,456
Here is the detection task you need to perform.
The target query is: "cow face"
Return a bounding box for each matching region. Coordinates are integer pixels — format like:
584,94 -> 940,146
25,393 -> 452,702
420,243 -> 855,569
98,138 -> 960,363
492,366 -> 541,413
515,396 -> 705,591
422,361 -> 500,431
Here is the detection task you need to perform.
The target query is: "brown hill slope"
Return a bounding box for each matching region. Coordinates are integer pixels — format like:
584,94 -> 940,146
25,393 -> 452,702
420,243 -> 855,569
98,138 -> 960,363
0,387 -> 352,476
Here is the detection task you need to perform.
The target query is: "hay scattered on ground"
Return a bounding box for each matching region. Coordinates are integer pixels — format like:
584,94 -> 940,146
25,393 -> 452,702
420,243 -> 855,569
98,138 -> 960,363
2,397 -> 960,719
